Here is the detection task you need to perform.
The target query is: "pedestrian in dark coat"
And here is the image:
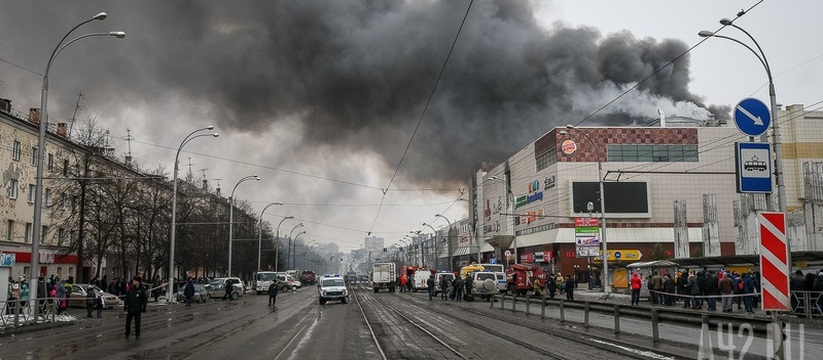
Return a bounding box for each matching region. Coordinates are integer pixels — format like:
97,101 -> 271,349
564,275 -> 575,301
464,275 -> 474,301
453,277 -> 464,302
183,279 -> 195,307
86,286 -> 99,317
427,275 -> 435,301
546,274 -> 557,299
790,270 -> 806,313
268,281 -> 279,307
124,276 -> 148,339
222,282 -> 234,300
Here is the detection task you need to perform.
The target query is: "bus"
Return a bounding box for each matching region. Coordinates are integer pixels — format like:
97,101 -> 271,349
254,271 -> 279,294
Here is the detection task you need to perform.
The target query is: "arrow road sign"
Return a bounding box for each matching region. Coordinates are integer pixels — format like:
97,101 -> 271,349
734,98 -> 771,137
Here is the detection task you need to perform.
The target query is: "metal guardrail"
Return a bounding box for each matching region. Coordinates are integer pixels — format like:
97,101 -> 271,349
790,290 -> 823,318
1,297 -> 58,329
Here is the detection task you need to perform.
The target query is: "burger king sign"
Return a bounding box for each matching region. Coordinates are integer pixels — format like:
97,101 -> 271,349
561,139 -> 577,156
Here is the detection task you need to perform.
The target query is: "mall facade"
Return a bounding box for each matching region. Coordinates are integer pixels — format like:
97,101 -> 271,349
457,104 -> 823,285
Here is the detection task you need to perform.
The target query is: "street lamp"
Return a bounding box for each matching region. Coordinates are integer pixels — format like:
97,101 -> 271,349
560,125 -> 609,295
31,11 -> 124,317
488,176 -> 516,264
257,202 -> 283,272
228,175 -> 261,276
167,126 -> 219,303
422,222 -> 438,269
699,20 -> 786,214
274,216 -> 294,271
288,223 -> 304,270
293,231 -> 306,269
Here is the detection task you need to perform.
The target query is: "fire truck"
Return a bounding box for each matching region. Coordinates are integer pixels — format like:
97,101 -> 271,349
505,263 -> 546,295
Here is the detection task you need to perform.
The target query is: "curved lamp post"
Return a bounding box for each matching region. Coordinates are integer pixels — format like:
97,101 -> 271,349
32,11 -> 124,317
699,20 -> 785,214
560,125 -> 609,295
287,223 -> 304,270
292,231 -> 307,269
167,126 -> 219,303
422,223 -> 438,269
257,202 -> 283,272
228,175 -> 260,276
433,215 -> 453,271
274,216 -> 294,271
488,176 -> 516,265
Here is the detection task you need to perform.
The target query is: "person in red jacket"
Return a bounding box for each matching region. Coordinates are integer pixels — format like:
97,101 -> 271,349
630,272 -> 643,306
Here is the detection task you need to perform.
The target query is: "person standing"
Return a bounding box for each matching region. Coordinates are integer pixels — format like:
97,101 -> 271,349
439,276 -> 449,300
453,276 -> 464,302
124,276 -> 148,339
427,274 -> 435,301
564,275 -> 575,301
86,286 -> 99,318
742,272 -> 756,314
55,280 -> 67,315
183,279 -> 195,307
719,271 -> 734,312
630,272 -> 642,306
222,281 -> 234,300
268,280 -> 279,307
399,274 -> 407,293
546,273 -> 557,299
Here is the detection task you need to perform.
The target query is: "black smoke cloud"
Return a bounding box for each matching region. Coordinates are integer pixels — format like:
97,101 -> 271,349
2,0 -> 716,189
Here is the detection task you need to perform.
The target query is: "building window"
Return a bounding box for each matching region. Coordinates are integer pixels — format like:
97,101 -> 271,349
45,188 -> 51,206
48,153 -> 54,171
28,184 -> 36,203
12,140 -> 21,161
58,227 -> 65,243
535,146 -> 557,172
23,266 -> 30,279
607,144 -> 699,162
59,192 -> 67,209
42,225 -> 48,244
30,146 -> 37,166
6,220 -> 13,241
8,179 -> 18,199
24,223 -> 32,243
63,159 -> 69,176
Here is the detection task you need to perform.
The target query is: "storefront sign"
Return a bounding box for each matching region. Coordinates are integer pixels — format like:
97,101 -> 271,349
575,217 -> 600,257
561,140 -> 577,156
0,252 -> 15,267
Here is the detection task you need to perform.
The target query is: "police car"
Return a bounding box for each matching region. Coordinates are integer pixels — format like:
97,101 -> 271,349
318,274 -> 349,305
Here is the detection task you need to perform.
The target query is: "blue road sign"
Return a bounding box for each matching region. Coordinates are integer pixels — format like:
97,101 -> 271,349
736,142 -> 773,193
734,98 -> 771,137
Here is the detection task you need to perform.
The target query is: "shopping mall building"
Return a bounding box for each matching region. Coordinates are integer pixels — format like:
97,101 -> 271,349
460,104 -> 823,286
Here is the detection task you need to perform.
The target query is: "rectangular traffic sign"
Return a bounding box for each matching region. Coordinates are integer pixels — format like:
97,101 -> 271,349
736,142 -> 773,193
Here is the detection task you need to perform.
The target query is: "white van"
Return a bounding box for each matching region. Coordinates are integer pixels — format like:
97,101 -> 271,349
412,269 -> 432,292
433,272 -> 455,295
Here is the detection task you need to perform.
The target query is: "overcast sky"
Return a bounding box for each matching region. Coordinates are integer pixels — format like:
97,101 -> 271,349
1,0 -> 820,253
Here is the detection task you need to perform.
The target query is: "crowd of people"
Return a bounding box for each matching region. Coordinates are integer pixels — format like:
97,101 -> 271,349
629,267 -> 823,315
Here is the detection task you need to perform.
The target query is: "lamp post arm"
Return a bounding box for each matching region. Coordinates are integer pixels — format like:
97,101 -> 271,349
707,34 -> 770,80
729,24 -> 773,80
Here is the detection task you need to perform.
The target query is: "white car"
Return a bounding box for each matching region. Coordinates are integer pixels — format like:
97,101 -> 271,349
209,277 -> 245,299
318,275 -> 349,305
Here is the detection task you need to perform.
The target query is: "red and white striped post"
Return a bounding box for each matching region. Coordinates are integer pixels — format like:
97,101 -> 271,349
758,212 -> 791,360
758,212 -> 790,311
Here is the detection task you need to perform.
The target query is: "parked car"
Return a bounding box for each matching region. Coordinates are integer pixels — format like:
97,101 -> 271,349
208,277 -> 245,300
68,284 -> 122,309
468,271 -> 499,301
176,282 -> 211,303
278,274 -> 301,290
